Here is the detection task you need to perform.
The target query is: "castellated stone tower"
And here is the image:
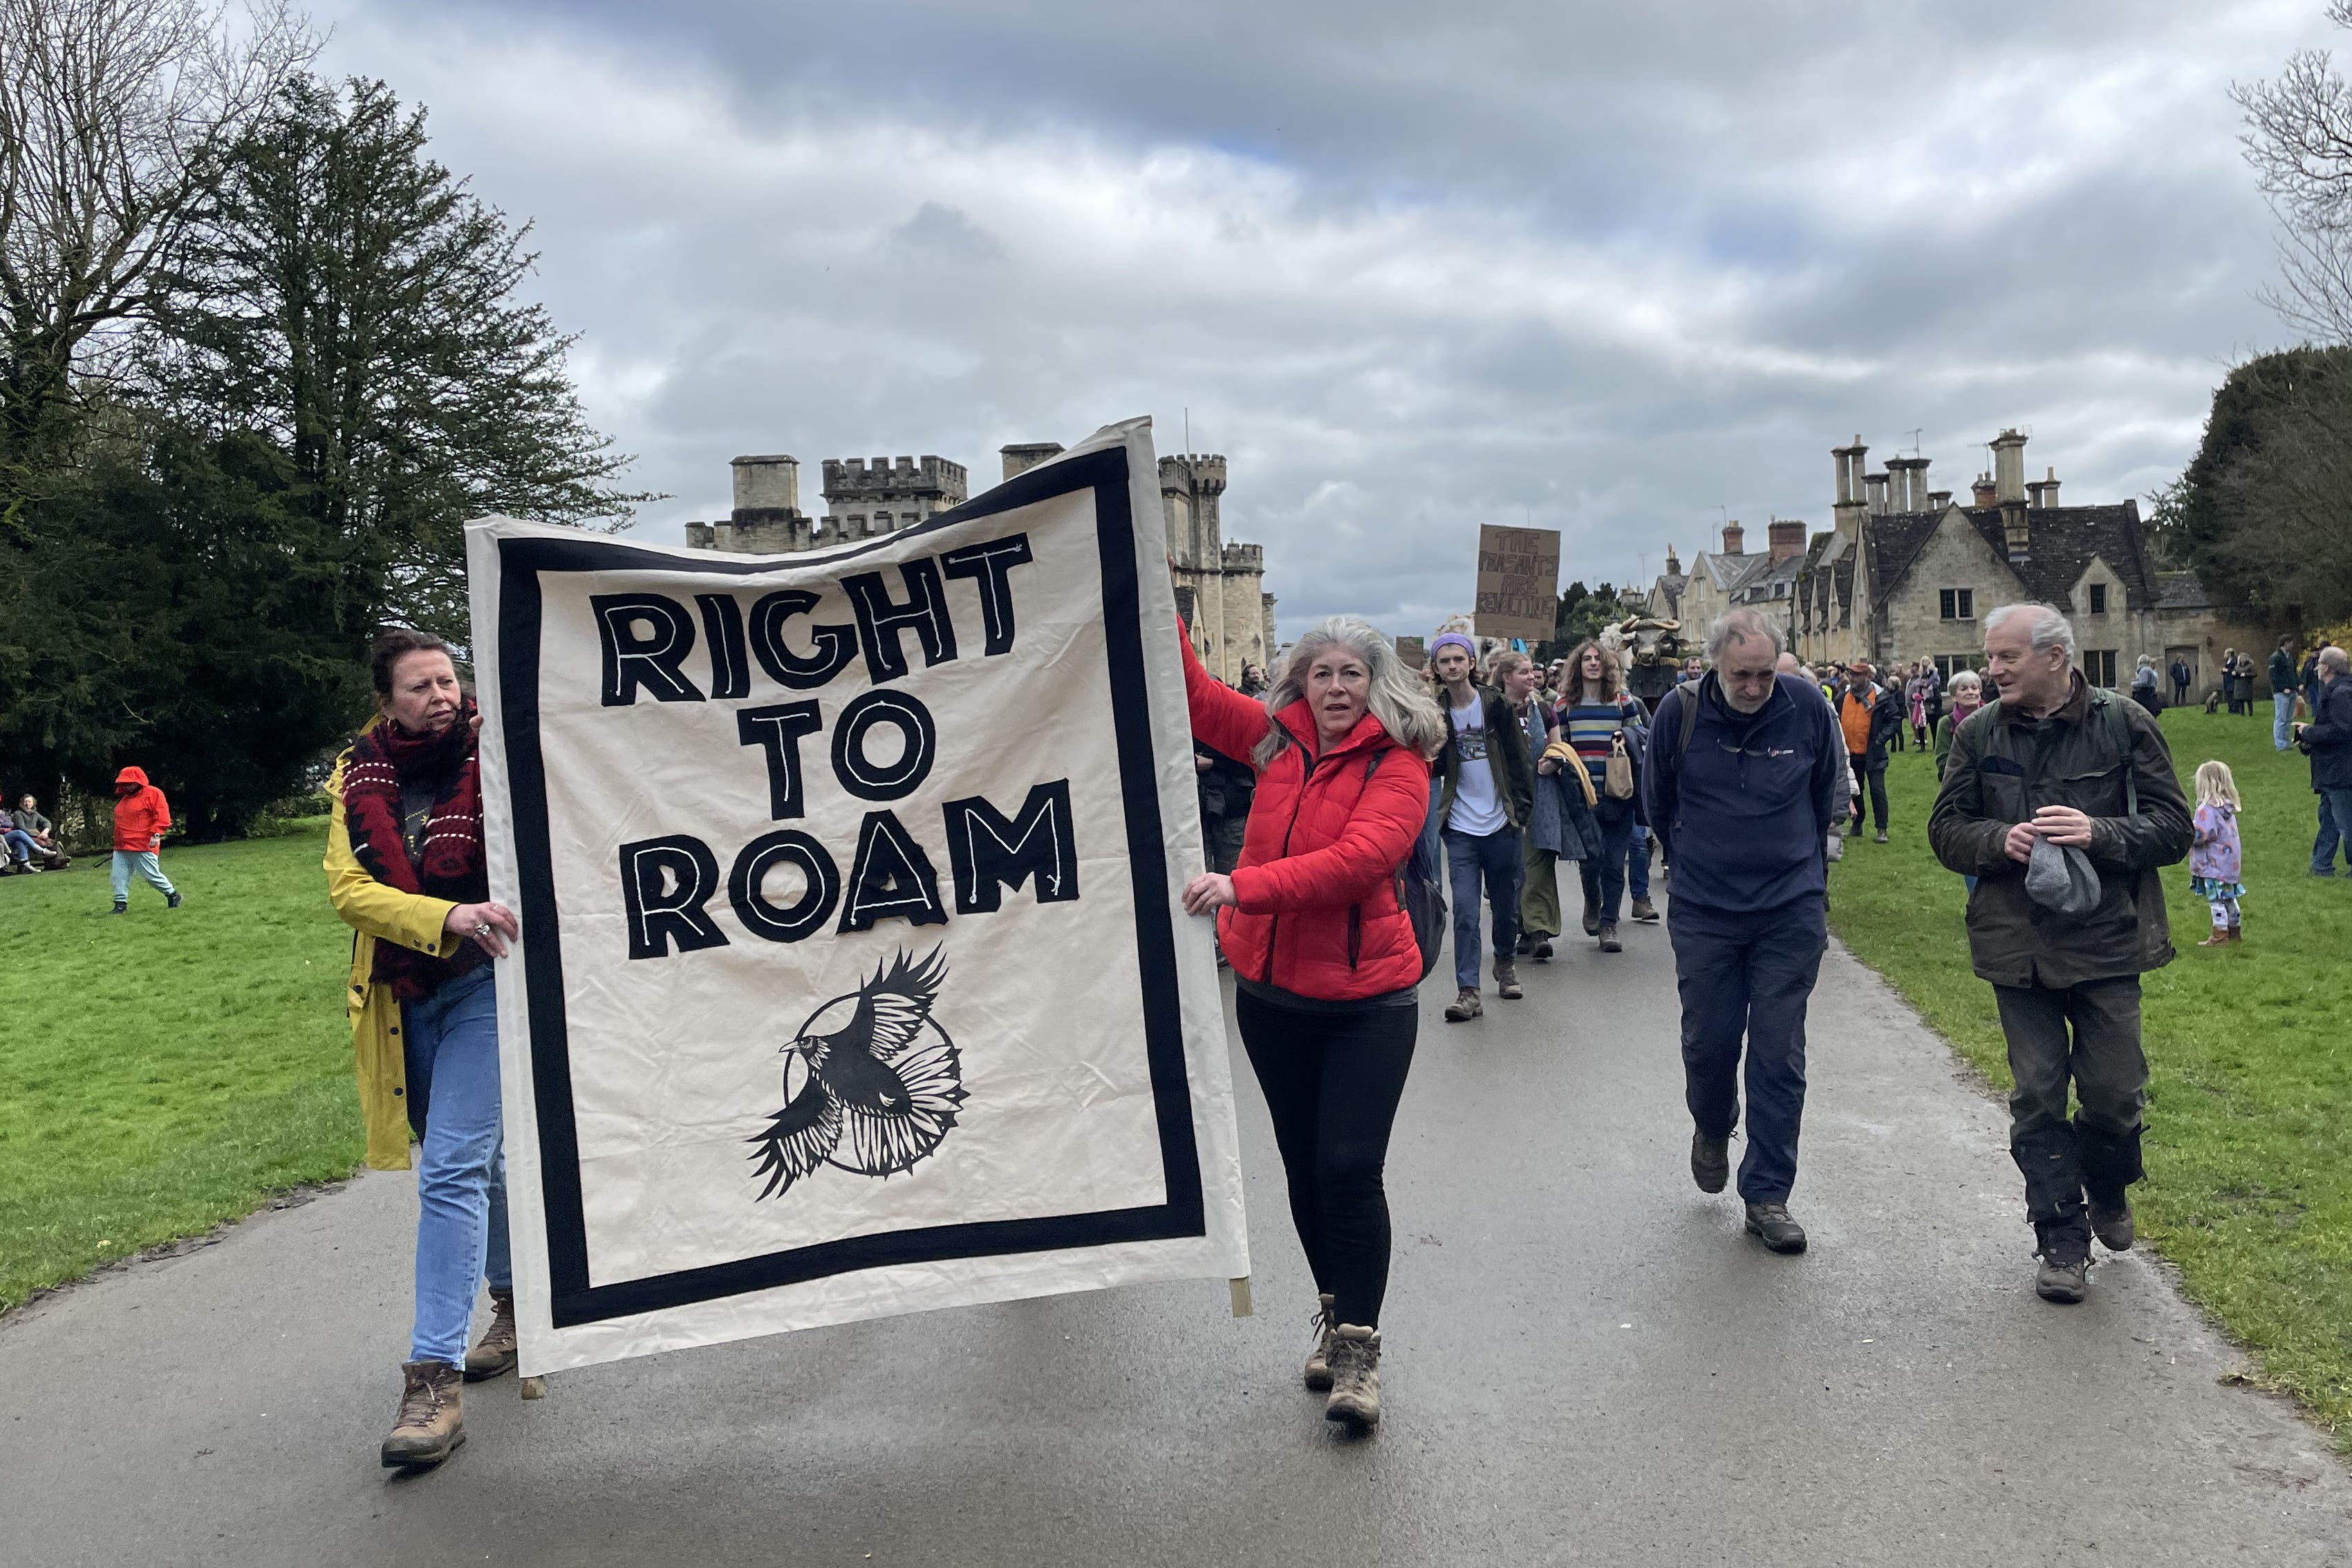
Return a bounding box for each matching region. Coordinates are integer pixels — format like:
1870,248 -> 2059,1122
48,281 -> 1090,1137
1159,454 -> 1274,684
682,454 -> 968,552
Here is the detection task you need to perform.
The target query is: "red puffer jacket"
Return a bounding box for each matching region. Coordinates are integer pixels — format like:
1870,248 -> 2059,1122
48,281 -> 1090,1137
112,765 -> 171,852
1184,632 -> 1432,1000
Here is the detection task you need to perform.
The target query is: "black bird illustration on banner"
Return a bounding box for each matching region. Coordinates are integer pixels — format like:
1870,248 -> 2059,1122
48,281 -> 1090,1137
749,946 -> 967,1200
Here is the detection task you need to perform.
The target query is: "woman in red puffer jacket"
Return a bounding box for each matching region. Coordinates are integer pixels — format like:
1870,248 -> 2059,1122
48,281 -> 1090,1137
1179,614 -> 1443,1430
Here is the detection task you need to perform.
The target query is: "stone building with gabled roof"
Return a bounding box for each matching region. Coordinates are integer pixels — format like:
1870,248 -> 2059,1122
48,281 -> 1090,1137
1672,518 -> 1808,656
1791,429 -> 2264,693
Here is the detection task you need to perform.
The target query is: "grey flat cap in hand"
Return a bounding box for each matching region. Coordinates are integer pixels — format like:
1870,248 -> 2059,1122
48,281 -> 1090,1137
2026,833 -> 2101,916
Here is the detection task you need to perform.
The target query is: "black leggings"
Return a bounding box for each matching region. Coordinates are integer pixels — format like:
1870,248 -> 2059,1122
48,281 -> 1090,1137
1235,989 -> 1417,1329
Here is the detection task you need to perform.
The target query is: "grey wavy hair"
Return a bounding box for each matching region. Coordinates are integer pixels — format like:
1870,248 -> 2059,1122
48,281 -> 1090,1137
1984,602 -> 2078,660
1706,607 -> 1783,662
1256,615 -> 1446,767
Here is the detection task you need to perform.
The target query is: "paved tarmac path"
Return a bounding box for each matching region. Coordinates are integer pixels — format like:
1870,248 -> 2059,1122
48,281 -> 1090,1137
6,902 -> 2350,1567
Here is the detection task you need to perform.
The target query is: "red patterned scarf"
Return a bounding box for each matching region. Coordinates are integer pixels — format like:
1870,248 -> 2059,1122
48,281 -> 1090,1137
345,703 -> 489,1000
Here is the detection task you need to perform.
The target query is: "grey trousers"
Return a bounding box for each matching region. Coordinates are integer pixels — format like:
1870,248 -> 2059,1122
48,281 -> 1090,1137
1992,976 -> 2147,1231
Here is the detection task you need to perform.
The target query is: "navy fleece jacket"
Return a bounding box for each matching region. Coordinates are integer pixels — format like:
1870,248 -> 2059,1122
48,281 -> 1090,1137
1643,673 -> 1844,913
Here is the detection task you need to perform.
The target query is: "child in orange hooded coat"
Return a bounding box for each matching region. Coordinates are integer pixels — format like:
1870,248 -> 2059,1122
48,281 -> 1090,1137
110,765 -> 180,912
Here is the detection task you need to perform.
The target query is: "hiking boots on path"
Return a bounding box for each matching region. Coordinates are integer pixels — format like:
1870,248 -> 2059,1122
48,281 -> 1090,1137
1323,1325 -> 1382,1430
2089,1195 -> 2136,1252
380,1359 -> 465,1468
1630,897 -> 1659,923
1597,922 -> 1621,953
2035,1220 -> 2092,1304
1444,988 -> 1482,1023
465,1289 -> 519,1381
1493,960 -> 1522,1000
1303,1294 -> 1338,1392
1690,1131 -> 1730,1194
1744,1202 -> 1807,1254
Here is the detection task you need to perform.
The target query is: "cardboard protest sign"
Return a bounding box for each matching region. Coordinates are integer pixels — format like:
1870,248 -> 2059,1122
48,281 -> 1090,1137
1473,525 -> 1562,644
1393,635 -> 1427,670
467,418 -> 1249,1375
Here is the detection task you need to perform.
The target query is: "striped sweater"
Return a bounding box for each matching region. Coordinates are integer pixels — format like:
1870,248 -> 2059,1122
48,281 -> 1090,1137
1562,696 -> 1643,787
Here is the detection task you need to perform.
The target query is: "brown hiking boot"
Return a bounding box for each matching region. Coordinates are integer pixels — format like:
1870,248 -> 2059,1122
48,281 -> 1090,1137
2197,927 -> 2230,947
1598,922 -> 1621,953
1630,897 -> 1659,923
1303,1293 -> 1338,1391
1444,987 -> 1482,1022
380,1359 -> 465,1468
464,1288 -> 518,1381
1493,960 -> 1522,1000
1323,1324 -> 1382,1429
1581,897 -> 1600,936
2089,1195 -> 2135,1252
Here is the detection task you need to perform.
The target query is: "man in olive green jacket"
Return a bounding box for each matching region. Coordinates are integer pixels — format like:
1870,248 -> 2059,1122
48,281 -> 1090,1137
1929,604 -> 2191,1305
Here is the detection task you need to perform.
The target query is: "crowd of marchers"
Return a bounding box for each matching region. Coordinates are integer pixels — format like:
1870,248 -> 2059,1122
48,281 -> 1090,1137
1173,592 -> 2352,1438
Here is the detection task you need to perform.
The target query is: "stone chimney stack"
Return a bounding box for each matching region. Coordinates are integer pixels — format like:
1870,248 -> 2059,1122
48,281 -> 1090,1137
2001,498 -> 2031,561
731,454 -> 801,515
1887,456 -> 1930,510
1832,437 -> 1869,541
1990,429 -> 2028,504
1928,489 -> 1952,510
999,442 -> 1065,482
1768,519 -> 1805,562
1972,474 -> 1998,508
1721,520 -> 1746,555
1865,472 -> 1891,515
2036,465 -> 2060,508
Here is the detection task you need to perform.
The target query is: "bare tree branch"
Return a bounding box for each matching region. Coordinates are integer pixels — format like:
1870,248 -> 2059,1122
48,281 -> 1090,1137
0,0 -> 315,525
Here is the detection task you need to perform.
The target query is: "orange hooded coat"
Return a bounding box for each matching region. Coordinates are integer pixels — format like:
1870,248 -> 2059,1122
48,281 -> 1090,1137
112,766 -> 171,852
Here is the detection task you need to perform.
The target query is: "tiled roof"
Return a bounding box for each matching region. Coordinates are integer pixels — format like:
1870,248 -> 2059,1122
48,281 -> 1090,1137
2155,570 -> 2213,610
1958,503 -> 2156,609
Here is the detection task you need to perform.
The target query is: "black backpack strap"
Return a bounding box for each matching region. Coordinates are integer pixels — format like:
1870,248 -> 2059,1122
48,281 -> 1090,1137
1677,684 -> 1700,760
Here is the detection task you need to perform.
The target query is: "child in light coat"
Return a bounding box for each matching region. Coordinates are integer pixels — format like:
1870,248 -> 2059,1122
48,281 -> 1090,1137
2190,760 -> 2245,946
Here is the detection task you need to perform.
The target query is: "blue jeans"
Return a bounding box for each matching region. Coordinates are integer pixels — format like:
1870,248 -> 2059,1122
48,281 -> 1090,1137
109,850 -> 175,902
401,965 -> 511,1365
4,829 -> 38,863
1576,795 -> 1637,925
1670,894 -> 1827,1204
2276,691 -> 2297,750
1628,823 -> 1652,902
2316,790 -> 2352,875
1444,824 -> 1522,989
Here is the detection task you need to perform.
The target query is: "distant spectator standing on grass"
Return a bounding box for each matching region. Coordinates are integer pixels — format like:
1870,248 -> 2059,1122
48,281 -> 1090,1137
2295,645 -> 2352,877
1838,662 -> 1900,843
1643,608 -> 1844,1255
109,767 -> 179,913
2270,637 -> 2300,750
327,630 -> 521,1470
2170,654 -> 2191,707
1929,604 -> 2191,1307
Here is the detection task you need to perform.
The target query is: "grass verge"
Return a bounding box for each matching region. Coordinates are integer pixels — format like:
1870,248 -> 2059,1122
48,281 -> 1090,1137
1829,707 -> 2351,1450
0,822 -> 366,1312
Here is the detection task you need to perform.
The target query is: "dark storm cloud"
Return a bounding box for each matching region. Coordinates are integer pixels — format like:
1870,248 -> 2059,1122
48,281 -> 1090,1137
313,0 -> 2335,635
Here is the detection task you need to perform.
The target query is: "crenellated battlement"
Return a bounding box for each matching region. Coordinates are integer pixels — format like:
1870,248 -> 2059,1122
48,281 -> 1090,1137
1159,454 -> 1227,496
822,454 -> 969,501
1221,542 -> 1261,570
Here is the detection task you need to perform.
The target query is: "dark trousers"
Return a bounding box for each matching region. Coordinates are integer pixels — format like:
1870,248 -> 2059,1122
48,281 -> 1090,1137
1444,823 -> 1522,989
1992,977 -> 2147,1237
1576,794 -> 1637,924
2315,790 -> 2352,875
2172,678 -> 2189,705
1236,991 -> 1417,1329
1848,755 -> 1888,834
1669,895 -> 1826,1204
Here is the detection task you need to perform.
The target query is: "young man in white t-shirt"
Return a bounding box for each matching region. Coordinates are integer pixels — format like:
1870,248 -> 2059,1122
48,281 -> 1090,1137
1430,634 -> 1534,1022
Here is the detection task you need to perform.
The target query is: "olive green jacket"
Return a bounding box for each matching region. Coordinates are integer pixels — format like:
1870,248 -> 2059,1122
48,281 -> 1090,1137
1928,675 -> 2192,988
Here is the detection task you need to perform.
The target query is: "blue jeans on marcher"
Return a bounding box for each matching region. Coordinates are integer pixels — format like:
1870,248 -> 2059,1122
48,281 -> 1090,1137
2316,790 -> 2352,875
1670,893 -> 1827,1204
401,964 -> 511,1366
2276,691 -> 2297,751
1444,824 -> 1522,989
1628,823 -> 1652,902
1577,795 -> 1637,926
109,850 -> 176,902
4,828 -> 39,864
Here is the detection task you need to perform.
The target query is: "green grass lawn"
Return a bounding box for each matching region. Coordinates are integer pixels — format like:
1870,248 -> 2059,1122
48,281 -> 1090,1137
1831,706 -> 2351,1448
0,823 -> 367,1312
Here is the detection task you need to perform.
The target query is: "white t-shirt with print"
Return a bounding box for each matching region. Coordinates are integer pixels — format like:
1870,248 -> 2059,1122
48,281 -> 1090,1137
1448,697 -> 1506,835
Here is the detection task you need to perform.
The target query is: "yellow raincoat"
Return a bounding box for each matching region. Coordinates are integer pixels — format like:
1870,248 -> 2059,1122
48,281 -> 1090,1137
324,754 -> 464,1171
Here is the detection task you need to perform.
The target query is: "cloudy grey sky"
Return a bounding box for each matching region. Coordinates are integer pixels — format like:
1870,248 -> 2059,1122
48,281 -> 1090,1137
315,0 -> 2330,637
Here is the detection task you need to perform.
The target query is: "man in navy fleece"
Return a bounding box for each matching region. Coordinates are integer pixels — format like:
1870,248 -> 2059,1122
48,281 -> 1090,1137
1642,608 -> 1846,1256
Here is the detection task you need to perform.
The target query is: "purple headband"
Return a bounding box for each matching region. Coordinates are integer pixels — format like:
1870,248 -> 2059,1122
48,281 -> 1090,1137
1430,633 -> 1477,660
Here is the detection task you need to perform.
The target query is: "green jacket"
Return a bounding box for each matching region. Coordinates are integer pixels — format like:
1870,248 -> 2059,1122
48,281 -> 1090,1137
1930,704 -> 1983,779
1436,686 -> 1536,830
1928,675 -> 2192,988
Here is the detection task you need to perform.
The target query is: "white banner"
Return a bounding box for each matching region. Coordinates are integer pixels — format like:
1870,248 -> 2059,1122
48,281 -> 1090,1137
467,419 -> 1249,1376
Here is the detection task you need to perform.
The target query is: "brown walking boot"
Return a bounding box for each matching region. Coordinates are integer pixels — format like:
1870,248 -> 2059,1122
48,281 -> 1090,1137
1630,897 -> 1659,923
1323,1324 -> 1382,1430
1303,1293 -> 1338,1391
1493,960 -> 1522,1000
1443,987 -> 1482,1022
2197,926 -> 2230,947
464,1288 -> 519,1381
380,1359 -> 465,1468
1597,922 -> 1621,953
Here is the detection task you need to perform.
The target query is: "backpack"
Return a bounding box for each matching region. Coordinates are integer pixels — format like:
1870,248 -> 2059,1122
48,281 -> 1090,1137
1364,750 -> 1446,982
